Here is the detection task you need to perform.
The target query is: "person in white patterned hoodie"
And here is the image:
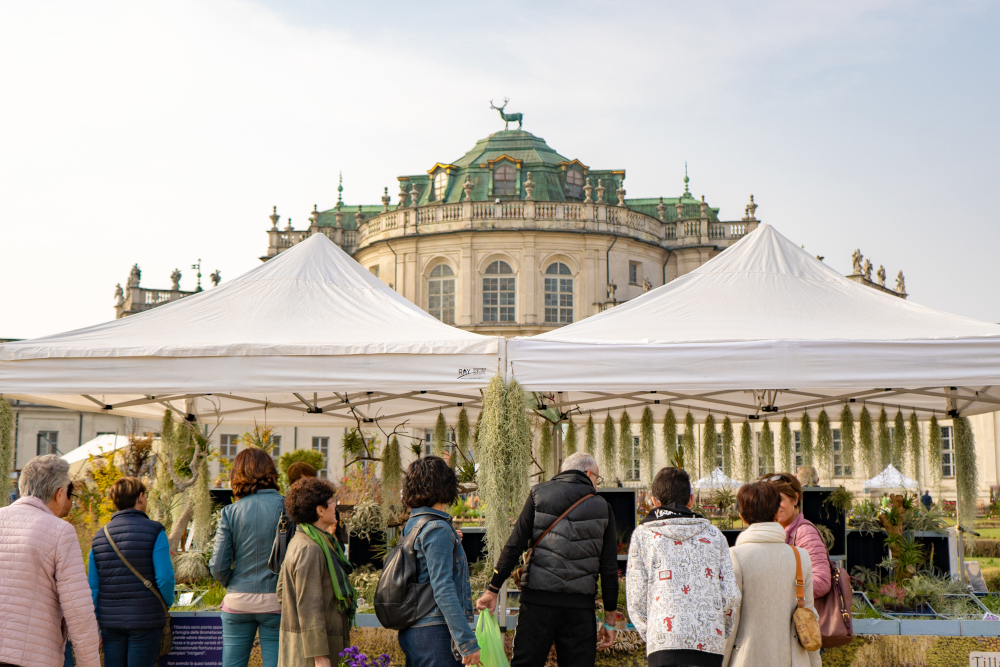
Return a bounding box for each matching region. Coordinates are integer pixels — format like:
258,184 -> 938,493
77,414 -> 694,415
626,467 -> 741,667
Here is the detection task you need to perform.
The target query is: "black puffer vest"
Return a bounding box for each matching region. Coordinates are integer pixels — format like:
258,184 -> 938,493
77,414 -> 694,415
91,509 -> 167,629
522,470 -> 609,596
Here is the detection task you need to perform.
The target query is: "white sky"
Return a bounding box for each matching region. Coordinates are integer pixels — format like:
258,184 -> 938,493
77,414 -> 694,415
1,0 -> 997,338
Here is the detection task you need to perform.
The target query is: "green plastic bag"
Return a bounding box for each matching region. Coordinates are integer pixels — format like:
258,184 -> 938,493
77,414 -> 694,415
475,610 -> 510,667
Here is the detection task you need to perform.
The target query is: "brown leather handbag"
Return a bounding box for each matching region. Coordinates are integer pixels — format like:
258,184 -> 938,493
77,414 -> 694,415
815,561 -> 854,648
790,545 -> 823,652
513,493 -> 595,590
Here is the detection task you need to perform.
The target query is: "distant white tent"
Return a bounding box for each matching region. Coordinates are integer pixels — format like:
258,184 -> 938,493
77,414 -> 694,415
692,467 -> 744,490
864,464 -> 919,490
61,434 -> 133,476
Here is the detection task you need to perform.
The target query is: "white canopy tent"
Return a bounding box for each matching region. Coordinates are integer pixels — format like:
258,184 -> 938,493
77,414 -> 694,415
0,234 -> 502,428
508,224 -> 1000,422
61,434 -> 132,465
691,467 -> 744,490
864,464 -> 920,491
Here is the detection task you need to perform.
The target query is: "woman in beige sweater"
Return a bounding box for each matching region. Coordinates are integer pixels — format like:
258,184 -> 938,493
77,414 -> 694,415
724,482 -> 821,667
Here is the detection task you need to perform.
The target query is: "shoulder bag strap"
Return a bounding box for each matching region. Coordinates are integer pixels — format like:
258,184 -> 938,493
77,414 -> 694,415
524,493 -> 595,566
103,526 -> 169,615
790,544 -> 806,609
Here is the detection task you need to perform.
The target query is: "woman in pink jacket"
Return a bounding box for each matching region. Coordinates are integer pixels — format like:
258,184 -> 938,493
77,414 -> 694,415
760,471 -> 832,597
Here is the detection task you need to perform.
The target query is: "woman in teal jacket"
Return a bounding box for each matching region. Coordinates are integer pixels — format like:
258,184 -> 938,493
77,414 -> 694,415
210,448 -> 285,667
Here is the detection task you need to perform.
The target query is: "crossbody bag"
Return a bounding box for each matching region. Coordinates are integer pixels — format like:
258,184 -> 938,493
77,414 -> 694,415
789,544 -> 822,652
513,493 -> 595,590
103,527 -> 173,656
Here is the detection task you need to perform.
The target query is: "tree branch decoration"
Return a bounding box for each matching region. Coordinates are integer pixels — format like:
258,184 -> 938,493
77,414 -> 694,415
800,412 -> 814,468
602,413 -> 617,480
565,421 -> 578,456
663,408 -> 678,465
538,422 -> 553,481
0,399 -> 14,508
721,417 -> 734,478
585,414 -> 596,456
928,415 -> 943,492
739,419 -> 754,483
434,412 -> 449,460
816,409 -> 833,481
877,407 -> 891,470
759,418 -> 774,474
682,411 -> 696,475
893,410 -> 906,471
779,417 -> 792,474
840,405 -> 856,473
640,407 -> 656,484
859,406 -> 875,478
479,375 -> 532,561
618,410 -> 633,481
702,414 -> 718,478
907,412 -> 922,488
954,416 -> 978,528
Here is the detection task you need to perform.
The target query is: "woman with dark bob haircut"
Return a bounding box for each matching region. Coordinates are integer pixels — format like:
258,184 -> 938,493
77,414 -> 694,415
397,456 -> 480,666
276,477 -> 354,667
723,482 -> 820,667
210,448 -> 285,667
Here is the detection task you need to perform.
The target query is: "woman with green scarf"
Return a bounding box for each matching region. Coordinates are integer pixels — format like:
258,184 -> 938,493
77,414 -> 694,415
278,477 -> 356,667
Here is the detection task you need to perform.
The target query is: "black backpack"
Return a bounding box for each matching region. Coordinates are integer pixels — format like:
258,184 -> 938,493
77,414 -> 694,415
374,515 -> 455,630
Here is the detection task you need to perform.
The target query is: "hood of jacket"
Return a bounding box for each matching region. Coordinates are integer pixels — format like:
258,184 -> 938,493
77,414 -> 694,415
637,505 -> 714,541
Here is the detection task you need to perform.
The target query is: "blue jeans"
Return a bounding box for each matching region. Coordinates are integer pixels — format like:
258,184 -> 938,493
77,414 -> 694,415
221,612 -> 280,667
100,627 -> 162,667
398,624 -> 461,667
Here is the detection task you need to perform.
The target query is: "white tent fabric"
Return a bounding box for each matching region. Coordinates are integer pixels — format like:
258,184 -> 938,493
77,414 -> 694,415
61,434 -> 132,464
864,464 -> 919,490
692,467 -> 744,490
508,224 -> 1000,419
0,234 -> 502,426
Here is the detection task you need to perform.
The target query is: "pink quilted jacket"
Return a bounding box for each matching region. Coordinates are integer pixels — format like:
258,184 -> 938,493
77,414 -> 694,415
0,497 -> 100,667
785,512 -> 832,597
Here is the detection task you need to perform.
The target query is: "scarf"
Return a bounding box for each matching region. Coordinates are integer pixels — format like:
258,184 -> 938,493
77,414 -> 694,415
734,521 -> 787,545
641,503 -> 698,524
299,523 -> 357,620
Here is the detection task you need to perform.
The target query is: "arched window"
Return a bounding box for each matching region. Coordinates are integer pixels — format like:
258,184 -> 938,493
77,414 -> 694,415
433,171 -> 449,201
483,260 -> 515,322
493,164 -> 516,196
428,264 -> 455,324
565,168 -> 584,199
544,262 -> 573,324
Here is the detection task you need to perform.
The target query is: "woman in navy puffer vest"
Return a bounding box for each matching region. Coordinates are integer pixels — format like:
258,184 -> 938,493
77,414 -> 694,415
89,477 -> 175,667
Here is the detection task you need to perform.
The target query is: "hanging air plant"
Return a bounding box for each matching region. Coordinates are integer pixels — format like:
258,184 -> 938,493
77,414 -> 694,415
928,415 -> 943,490
434,412 -> 449,460
907,412 -> 921,487
585,414 -> 596,456
0,400 -> 14,508
191,455 -> 212,549
759,418 -> 774,474
473,409 -> 483,457
954,416 -> 978,528
380,436 -> 403,526
538,422 -> 553,481
859,406 -> 875,478
565,421 -> 578,455
800,412 -> 814,468
816,410 -> 833,481
779,417 -> 792,474
739,420 -> 753,483
721,417 -> 734,478
702,414 -> 718,478
602,413 -> 617,479
840,404 -> 856,472
663,408 -> 678,465
640,407 -> 656,484
877,407 -> 891,470
456,408 -> 471,465
618,410 -> 633,481
893,410 -> 906,469
682,411 -> 696,475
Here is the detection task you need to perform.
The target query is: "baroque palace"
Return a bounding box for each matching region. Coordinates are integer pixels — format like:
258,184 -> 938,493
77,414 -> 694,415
261,113 -> 761,336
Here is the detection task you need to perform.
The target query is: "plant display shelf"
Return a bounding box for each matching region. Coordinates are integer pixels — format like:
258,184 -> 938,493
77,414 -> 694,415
851,591 -> 1000,636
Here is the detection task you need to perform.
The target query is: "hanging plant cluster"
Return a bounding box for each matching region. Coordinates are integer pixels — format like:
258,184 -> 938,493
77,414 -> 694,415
859,406 -> 875,478
602,413 -> 617,479
702,414 -> 718,478
928,416 -> 942,490
538,421 -> 553,481
759,419 -> 774,474
739,420 -> 754,483
954,417 -> 978,528
640,408 -> 655,484
662,408 -> 678,466
618,410 -> 633,481
907,412 -> 921,487
585,414 -> 597,456
565,421 -> 578,455
800,412 -> 814,468
779,417 -> 792,475
877,407 -> 891,470
840,405 -> 856,472
721,417 -> 734,477
682,411 -> 696,476
893,410 -> 906,469
816,410 -> 833,480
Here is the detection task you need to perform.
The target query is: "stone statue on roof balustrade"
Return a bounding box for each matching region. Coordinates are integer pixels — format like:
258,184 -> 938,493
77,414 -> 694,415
851,249 -> 863,275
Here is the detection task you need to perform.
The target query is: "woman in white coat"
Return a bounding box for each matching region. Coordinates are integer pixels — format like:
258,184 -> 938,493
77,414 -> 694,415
724,481 -> 821,667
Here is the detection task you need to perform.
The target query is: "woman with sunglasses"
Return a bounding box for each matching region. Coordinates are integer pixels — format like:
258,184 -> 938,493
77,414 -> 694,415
759,472 -> 832,598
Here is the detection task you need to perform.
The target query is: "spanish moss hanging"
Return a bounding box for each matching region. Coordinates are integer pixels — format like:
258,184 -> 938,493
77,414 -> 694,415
759,418 -> 774,474
603,413 -> 617,479
739,419 -> 754,483
640,407 -> 656,484
618,410 -> 633,482
840,404 -> 856,473
800,412 -> 814,468
565,421 -> 578,455
928,415 -> 942,490
456,408 -> 471,465
538,422 -> 553,481
721,417 -> 734,478
585,414 -> 597,456
381,436 -> 403,524
877,407 -> 891,471
954,416 -> 978,528
779,417 -> 792,474
702,414 -> 718,478
859,406 -> 875,478
893,410 -> 906,470
0,400 -> 13,508
907,412 -> 921,487
682,411 -> 696,475
663,408 -> 678,465
816,410 -> 833,481
434,411 -> 449,460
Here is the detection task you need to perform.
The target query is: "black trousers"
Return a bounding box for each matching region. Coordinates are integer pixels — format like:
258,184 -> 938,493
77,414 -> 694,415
511,603 -> 596,667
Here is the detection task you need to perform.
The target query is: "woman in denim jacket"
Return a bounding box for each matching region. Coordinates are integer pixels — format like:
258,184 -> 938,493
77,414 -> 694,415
210,449 -> 285,667
398,456 -> 480,666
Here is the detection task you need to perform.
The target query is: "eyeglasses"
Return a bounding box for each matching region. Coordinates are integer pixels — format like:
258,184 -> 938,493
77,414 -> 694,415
67,482 -> 76,501
588,471 -> 604,486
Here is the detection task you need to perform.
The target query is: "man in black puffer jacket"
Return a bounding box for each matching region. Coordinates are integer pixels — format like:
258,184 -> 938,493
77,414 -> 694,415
476,452 -> 619,666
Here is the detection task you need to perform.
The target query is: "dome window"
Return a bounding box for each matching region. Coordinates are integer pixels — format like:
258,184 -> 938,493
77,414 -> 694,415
493,164 -> 516,196
544,262 -> 573,324
433,171 -> 450,201
483,260 -> 515,322
566,168 -> 584,199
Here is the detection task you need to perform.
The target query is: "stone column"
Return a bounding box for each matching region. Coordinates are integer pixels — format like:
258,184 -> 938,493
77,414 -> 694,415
522,238 -> 536,326
460,235 -> 474,326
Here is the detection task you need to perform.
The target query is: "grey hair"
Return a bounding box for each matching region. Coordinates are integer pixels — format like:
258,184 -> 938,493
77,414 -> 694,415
561,452 -> 598,474
19,454 -> 71,502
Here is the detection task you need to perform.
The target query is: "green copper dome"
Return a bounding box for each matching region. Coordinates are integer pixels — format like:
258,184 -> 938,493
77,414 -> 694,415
452,130 -> 569,168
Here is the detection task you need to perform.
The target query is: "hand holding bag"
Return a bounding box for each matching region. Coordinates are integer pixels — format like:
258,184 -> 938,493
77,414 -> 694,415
790,545 -> 822,652
103,527 -> 173,656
